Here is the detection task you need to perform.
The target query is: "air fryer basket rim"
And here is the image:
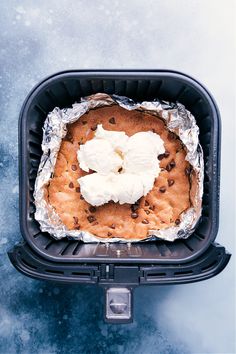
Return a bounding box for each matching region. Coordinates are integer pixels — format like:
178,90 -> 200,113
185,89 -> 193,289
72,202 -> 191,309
19,68 -> 221,115
19,69 -> 221,264
8,241 -> 231,285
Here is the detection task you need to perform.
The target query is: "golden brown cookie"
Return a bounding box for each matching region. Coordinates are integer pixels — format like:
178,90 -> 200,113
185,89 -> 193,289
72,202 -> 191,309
47,105 -> 194,239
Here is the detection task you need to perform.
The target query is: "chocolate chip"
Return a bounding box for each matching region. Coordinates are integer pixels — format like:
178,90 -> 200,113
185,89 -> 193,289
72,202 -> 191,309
185,168 -> 190,175
185,166 -> 193,176
82,121 -> 87,125
80,194 -> 84,200
69,182 -> 74,188
168,179 -> 175,187
131,204 -> 139,212
110,224 -> 116,229
159,186 -> 166,193
64,132 -> 73,142
89,206 -> 96,213
144,200 -> 149,206
87,215 -> 96,223
149,205 -> 155,211
168,132 -> 176,140
76,187 -> 80,193
71,164 -> 77,171
107,232 -> 112,236
158,151 -> 170,160
109,117 -> 116,124
166,159 -> 176,171
75,226 -> 80,230
164,151 -> 170,158
175,218 -> 181,225
157,153 -> 165,160
73,216 -> 79,224
152,129 -> 156,133
118,167 -> 123,173
145,210 -> 150,215
142,219 -> 149,224
131,212 -> 138,219
91,125 -> 97,131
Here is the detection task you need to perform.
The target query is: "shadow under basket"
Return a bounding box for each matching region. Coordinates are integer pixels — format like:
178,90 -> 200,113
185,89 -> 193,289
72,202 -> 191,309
9,70 -> 231,323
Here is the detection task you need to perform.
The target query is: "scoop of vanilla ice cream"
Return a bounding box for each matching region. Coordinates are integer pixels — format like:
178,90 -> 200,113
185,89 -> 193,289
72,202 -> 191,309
79,172 -> 147,206
95,124 -> 128,152
113,173 -> 145,204
123,131 -> 165,175
77,136 -> 123,174
79,173 -> 113,206
138,174 -> 156,195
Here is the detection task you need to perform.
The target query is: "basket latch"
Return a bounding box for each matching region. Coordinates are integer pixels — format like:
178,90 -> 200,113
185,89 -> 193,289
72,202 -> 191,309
104,287 -> 133,323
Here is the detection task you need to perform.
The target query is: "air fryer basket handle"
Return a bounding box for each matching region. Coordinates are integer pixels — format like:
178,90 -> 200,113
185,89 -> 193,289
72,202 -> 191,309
103,287 -> 134,323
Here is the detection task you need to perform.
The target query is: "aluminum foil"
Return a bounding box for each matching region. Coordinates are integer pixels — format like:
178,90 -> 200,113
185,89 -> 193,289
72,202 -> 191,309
34,93 -> 204,242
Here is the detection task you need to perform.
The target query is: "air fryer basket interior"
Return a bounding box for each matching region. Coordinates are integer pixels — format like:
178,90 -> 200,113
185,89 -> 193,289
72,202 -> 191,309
19,70 -> 220,263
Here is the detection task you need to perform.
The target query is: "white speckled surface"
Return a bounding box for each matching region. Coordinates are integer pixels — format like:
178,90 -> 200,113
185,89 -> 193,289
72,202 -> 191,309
0,1 -> 235,353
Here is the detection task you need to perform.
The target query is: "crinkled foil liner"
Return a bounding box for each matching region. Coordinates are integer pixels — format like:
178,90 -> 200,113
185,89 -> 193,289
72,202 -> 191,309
34,93 -> 204,242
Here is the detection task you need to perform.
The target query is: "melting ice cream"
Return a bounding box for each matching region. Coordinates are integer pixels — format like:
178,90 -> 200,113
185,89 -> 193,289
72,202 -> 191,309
77,125 -> 165,206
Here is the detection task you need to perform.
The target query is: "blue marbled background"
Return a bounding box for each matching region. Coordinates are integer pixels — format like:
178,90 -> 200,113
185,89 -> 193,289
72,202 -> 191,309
0,1 -> 235,353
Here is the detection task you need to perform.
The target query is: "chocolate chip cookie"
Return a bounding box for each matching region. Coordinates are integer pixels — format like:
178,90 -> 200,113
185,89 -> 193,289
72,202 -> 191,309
47,105 -> 195,239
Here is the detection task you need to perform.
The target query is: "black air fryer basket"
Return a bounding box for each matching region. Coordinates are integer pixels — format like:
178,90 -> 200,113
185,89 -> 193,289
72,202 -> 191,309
8,70 -> 231,323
